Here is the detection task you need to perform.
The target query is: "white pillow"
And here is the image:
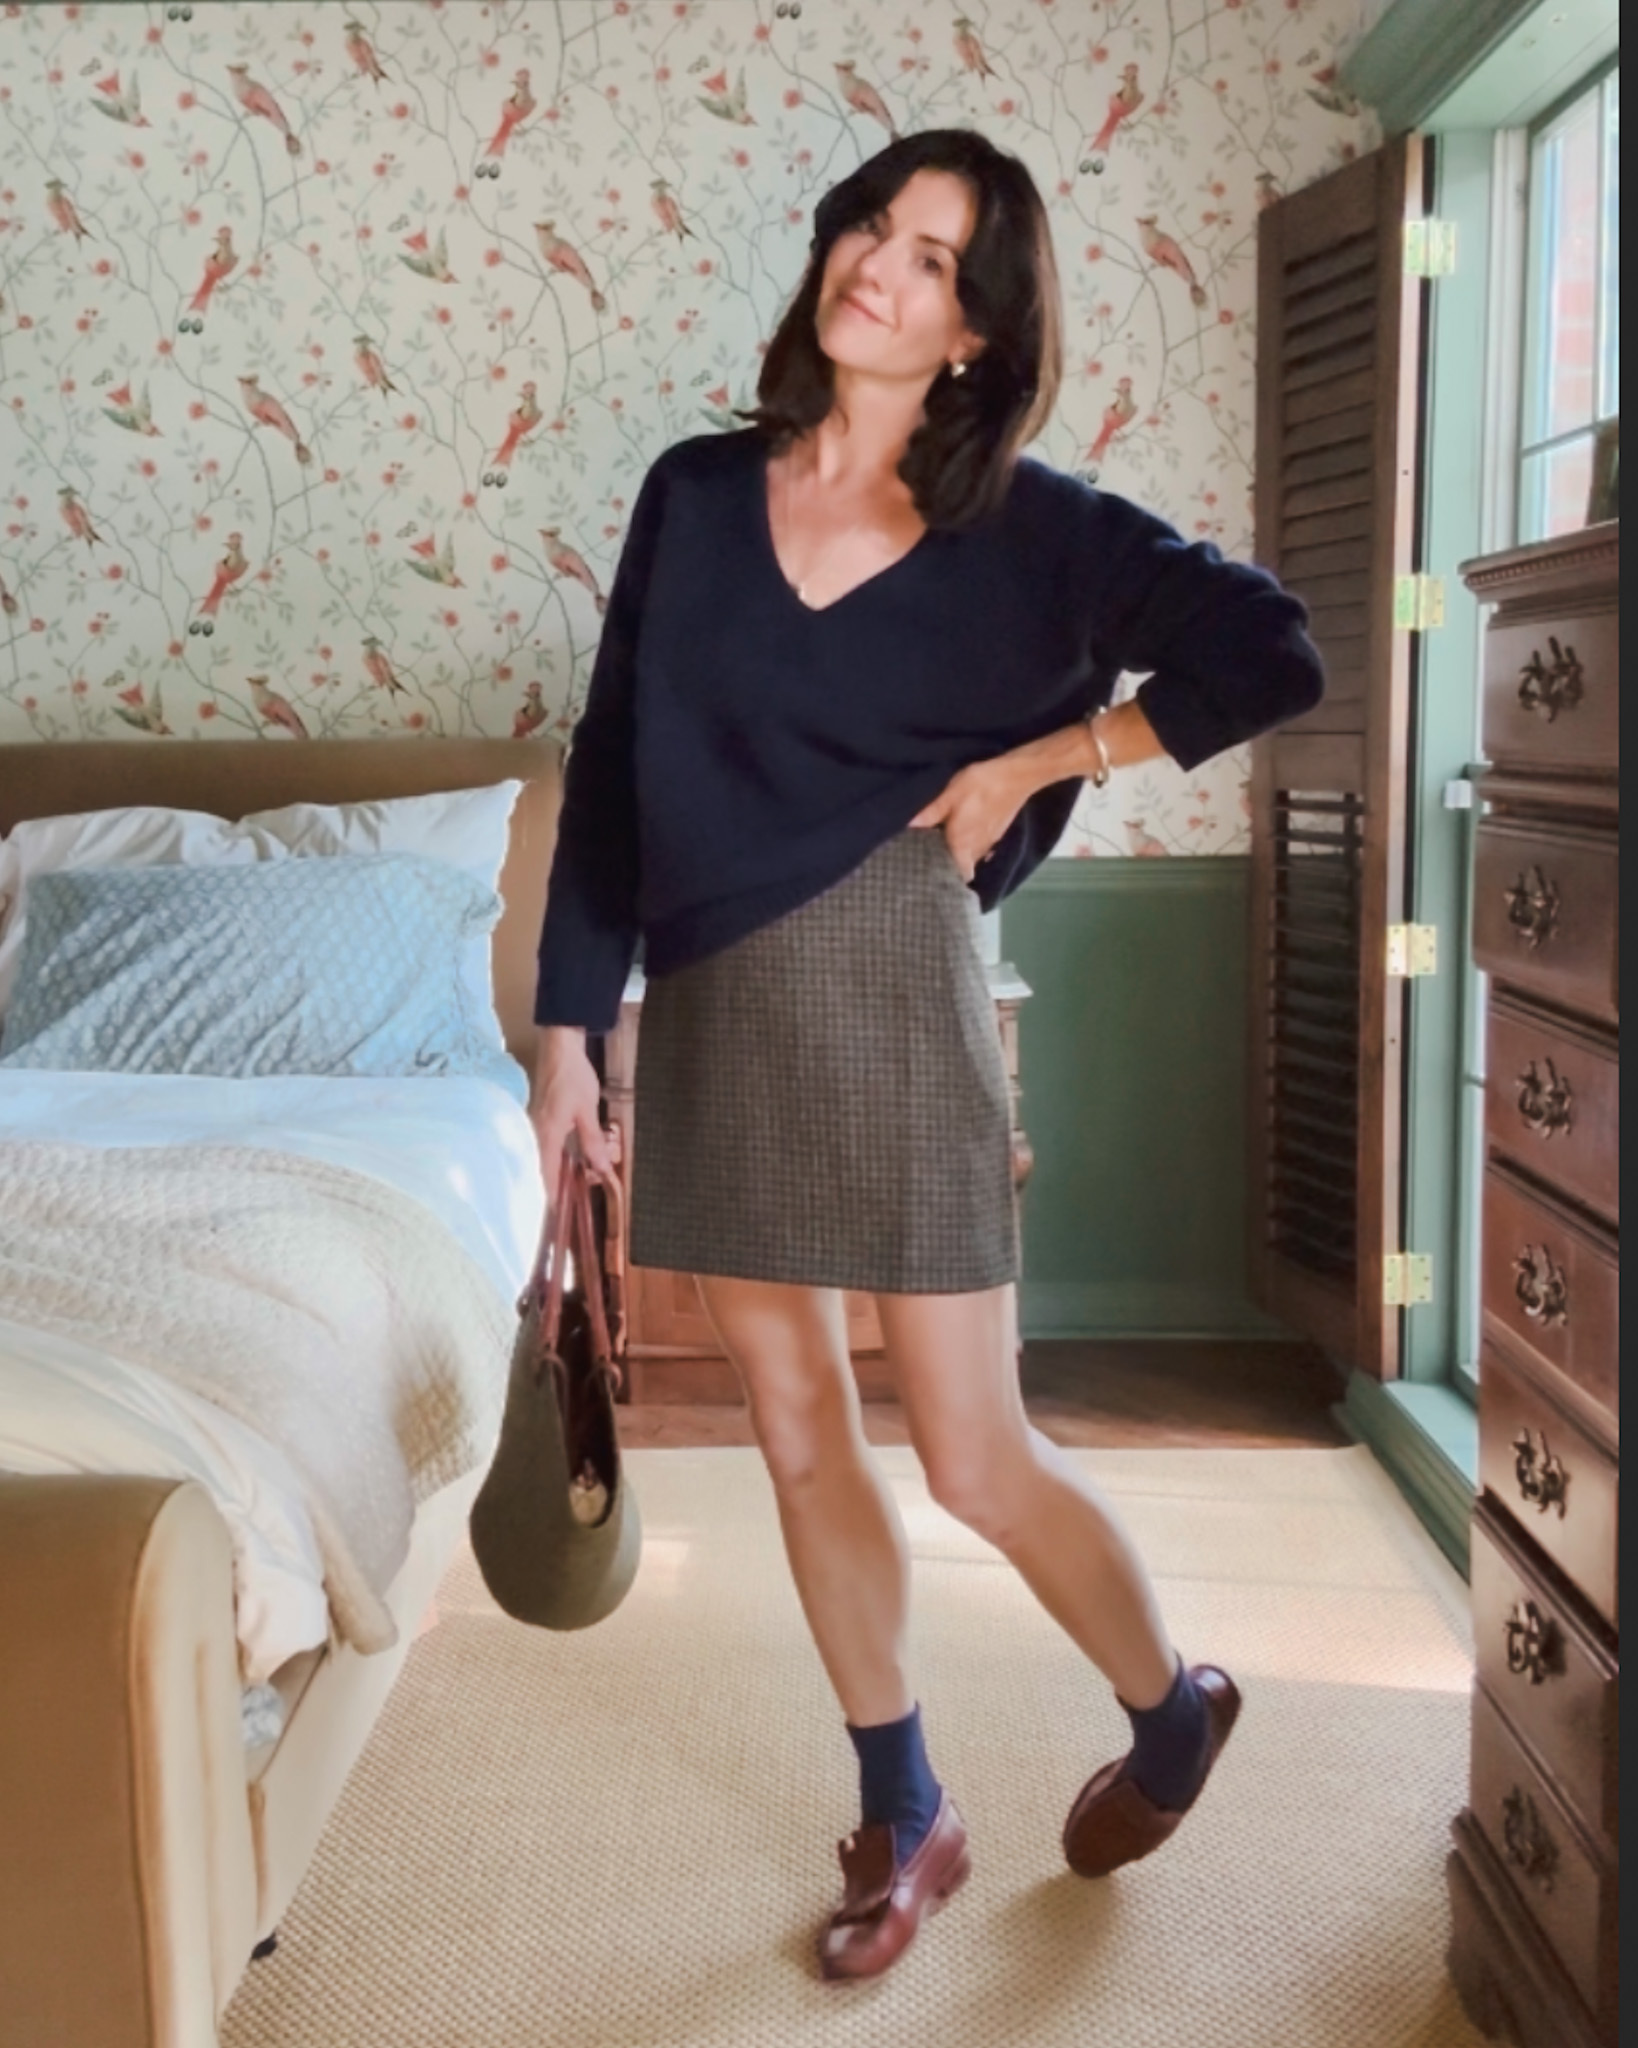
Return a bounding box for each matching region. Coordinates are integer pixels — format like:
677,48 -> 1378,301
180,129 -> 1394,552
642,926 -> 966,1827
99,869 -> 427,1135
241,781 -> 523,1054
0,781 -> 525,1046
0,807 -> 270,1018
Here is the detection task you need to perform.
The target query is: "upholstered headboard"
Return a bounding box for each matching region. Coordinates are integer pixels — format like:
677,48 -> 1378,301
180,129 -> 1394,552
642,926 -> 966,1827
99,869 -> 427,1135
0,739 -> 564,1072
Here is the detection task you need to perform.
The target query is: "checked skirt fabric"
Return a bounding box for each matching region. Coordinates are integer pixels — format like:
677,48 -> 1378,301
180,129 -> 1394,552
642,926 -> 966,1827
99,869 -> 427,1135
629,828 -> 1018,1295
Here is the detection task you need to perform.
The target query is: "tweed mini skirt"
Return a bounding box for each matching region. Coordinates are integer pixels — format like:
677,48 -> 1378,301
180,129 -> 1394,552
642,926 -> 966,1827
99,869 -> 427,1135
629,827 -> 1018,1294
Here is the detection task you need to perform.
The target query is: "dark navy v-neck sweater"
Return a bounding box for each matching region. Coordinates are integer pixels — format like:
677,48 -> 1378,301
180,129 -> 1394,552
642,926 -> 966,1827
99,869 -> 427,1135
535,427 -> 1324,1032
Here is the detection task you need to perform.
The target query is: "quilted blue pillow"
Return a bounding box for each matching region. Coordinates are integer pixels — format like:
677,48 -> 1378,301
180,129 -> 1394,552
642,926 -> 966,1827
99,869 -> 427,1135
0,853 -> 521,1092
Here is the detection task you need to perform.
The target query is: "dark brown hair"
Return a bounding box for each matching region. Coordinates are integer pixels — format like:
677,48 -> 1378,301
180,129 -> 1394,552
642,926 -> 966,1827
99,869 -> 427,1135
740,128 -> 1063,530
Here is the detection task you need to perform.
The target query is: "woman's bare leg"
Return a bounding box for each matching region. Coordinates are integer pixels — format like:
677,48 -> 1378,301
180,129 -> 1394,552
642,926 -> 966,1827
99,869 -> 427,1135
693,1274 -> 916,1727
875,1283 -> 1178,1709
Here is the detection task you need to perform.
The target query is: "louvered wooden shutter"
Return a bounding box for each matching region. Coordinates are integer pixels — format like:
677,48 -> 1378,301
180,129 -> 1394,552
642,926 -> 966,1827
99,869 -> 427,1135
1248,138 -> 1428,1378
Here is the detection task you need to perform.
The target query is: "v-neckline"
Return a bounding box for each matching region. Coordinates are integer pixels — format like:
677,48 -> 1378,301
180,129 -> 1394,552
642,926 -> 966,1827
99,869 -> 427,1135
756,438 -> 933,616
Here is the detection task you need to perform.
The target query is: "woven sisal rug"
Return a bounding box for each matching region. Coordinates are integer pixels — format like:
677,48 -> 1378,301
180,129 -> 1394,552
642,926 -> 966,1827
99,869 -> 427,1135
222,1444 -> 1484,2048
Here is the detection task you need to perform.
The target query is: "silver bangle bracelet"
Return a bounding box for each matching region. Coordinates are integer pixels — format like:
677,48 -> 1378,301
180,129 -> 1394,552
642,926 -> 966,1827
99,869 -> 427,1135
1084,711 -> 1112,789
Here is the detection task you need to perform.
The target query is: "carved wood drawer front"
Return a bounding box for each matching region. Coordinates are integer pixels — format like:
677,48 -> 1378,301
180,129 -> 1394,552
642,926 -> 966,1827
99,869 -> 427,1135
1483,610 -> 1619,773
1469,1499 -> 1618,1844
1487,997 -> 1618,1225
1482,1166 -> 1619,1422
1472,820 -> 1617,1027
1470,1682 -> 1617,2033
1479,1341 -> 1618,1632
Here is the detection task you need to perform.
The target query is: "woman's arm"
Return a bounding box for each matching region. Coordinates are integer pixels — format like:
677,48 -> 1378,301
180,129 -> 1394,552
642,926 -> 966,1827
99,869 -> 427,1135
532,455 -> 671,1035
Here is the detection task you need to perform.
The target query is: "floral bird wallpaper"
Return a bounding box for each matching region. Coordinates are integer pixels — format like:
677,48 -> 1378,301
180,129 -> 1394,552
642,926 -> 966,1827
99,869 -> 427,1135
0,0 -> 1373,856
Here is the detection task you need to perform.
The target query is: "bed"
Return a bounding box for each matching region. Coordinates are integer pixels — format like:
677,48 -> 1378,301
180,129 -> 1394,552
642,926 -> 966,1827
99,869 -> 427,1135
0,739 -> 563,2048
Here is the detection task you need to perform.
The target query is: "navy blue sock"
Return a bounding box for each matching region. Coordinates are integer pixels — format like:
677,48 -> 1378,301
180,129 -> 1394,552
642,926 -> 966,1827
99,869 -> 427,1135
846,1704 -> 943,1863
1123,1659 -> 1212,1813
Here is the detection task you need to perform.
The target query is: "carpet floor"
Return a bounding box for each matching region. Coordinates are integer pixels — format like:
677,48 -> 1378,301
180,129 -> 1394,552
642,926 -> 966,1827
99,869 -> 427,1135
221,1445 -> 1484,2048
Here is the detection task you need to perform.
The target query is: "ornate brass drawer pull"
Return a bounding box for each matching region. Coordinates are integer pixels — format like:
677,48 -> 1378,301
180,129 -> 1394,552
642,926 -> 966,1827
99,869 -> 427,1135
1517,637 -> 1585,722
1500,1786 -> 1560,1893
1512,1428 -> 1569,1517
1503,1599 -> 1562,1685
1513,1243 -> 1569,1326
1516,1057 -> 1574,1137
1505,867 -> 1559,948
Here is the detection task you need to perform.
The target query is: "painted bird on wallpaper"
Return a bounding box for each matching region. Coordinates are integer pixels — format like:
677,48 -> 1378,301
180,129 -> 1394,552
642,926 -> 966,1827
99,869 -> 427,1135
354,336 -> 397,396
540,528 -> 608,615
103,381 -> 160,437
1090,63 -> 1143,157
1307,66 -> 1363,118
534,223 -> 606,314
92,71 -> 148,127
493,382 -> 543,471
1136,215 -> 1208,306
1255,170 -> 1283,211
486,69 -> 536,157
1125,819 -> 1169,858
651,179 -> 694,241
227,64 -> 302,157
113,681 -> 172,735
698,68 -> 754,126
248,675 -> 310,739
59,487 -> 101,548
238,376 -> 312,465
512,679 -> 547,739
198,533 -> 248,618
0,573 -> 20,617
407,533 -> 462,587
835,62 -> 897,140
344,19 -> 389,86
1088,376 -> 1137,466
189,227 -> 237,315
400,226 -> 455,283
363,636 -> 407,695
46,179 -> 89,241
953,18 -> 998,82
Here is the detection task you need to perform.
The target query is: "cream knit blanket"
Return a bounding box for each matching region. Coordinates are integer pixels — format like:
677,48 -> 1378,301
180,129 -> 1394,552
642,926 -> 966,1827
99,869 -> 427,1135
0,1141 -> 514,1654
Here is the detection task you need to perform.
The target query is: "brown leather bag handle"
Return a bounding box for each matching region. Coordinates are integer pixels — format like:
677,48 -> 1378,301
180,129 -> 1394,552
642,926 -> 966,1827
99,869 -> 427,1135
529,1135 -> 623,1393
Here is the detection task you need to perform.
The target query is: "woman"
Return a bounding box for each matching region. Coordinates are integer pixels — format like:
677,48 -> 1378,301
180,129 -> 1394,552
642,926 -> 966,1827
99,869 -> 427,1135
532,128 -> 1323,1982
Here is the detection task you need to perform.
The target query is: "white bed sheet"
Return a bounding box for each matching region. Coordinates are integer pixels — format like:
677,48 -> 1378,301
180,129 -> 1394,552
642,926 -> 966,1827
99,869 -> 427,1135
0,1072 -> 544,1684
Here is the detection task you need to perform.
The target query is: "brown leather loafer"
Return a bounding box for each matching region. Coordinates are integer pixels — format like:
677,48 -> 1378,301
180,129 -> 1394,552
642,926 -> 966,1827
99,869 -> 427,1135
1062,1664 -> 1242,1879
818,1792 -> 971,1982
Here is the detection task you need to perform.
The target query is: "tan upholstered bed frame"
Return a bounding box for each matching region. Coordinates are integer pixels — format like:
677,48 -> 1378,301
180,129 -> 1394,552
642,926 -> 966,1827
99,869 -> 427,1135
0,740 -> 563,2048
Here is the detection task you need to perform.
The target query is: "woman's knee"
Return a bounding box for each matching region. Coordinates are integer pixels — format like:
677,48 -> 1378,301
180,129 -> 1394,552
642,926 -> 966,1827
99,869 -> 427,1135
692,1277 -> 855,1490
920,1433 -> 1035,1546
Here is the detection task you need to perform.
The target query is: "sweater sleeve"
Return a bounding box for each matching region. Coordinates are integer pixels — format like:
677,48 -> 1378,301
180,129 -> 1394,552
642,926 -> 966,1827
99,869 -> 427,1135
1089,492 -> 1326,773
533,455 -> 670,1033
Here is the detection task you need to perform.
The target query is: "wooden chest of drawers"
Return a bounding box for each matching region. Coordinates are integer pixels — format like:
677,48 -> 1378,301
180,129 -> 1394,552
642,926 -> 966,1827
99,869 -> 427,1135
602,962 -> 1032,1403
1447,523 -> 1619,2048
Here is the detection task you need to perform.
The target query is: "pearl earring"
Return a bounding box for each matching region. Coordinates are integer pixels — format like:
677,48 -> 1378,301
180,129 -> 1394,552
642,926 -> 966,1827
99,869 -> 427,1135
950,360 -> 967,379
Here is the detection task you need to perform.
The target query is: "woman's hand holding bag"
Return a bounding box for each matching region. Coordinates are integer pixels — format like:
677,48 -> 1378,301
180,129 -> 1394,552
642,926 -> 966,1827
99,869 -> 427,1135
469,1133 -> 642,1630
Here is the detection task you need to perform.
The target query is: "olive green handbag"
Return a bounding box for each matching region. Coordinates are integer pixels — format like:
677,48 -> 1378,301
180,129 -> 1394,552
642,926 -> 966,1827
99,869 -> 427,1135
469,1138 -> 642,1629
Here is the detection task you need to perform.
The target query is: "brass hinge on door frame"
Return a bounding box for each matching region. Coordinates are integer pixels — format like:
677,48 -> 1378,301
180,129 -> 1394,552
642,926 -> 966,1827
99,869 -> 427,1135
1386,924 -> 1438,977
1394,574 -> 1446,631
1383,1254 -> 1434,1308
1404,218 -> 1458,278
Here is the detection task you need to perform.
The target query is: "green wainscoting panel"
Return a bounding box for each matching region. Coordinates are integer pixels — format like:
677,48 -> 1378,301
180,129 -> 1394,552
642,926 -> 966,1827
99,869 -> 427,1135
1002,857 -> 1288,1342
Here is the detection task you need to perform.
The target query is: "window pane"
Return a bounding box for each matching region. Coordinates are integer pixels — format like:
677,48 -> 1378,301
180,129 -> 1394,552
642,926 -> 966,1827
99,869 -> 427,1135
1601,72 -> 1620,419
1525,94 -> 1602,444
1520,435 -> 1595,542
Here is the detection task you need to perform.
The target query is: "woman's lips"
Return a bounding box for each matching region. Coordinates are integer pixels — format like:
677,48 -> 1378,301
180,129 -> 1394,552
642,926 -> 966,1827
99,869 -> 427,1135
839,293 -> 888,327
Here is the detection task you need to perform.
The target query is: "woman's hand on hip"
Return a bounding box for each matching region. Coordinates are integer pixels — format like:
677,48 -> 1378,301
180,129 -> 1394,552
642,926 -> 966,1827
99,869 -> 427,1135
909,753 -> 1039,882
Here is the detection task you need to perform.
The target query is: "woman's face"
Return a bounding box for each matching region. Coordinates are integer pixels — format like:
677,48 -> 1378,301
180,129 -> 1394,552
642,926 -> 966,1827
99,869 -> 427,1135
815,168 -> 985,387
